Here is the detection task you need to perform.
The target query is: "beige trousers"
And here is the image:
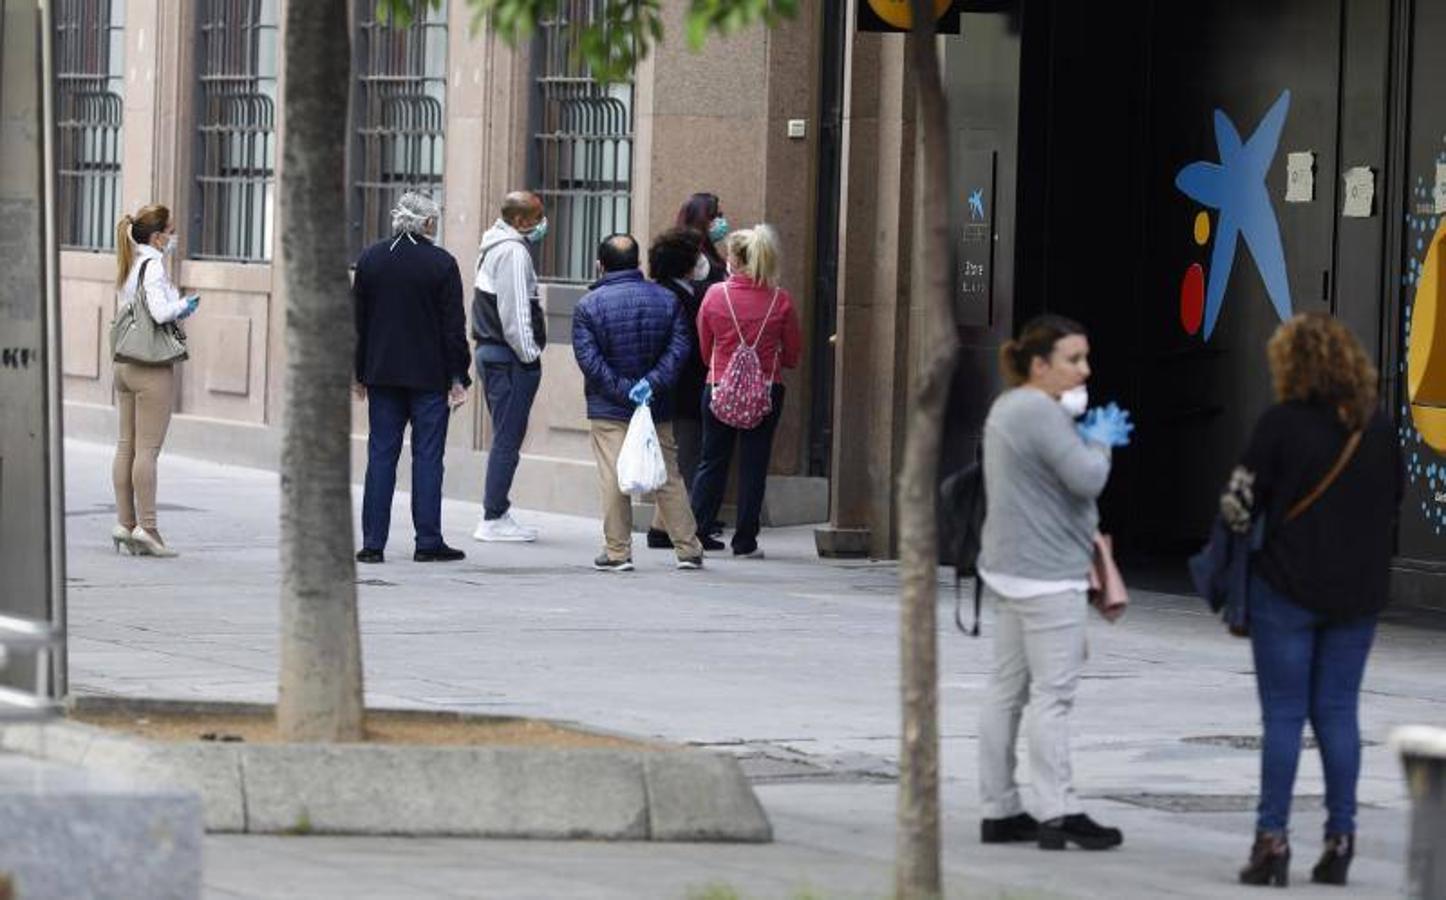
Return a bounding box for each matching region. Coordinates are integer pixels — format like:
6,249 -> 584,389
978,586 -> 1089,822
112,362 -> 175,530
589,418 -> 703,561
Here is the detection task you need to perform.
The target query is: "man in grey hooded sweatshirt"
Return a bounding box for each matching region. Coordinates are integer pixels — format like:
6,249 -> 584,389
472,191 -> 548,542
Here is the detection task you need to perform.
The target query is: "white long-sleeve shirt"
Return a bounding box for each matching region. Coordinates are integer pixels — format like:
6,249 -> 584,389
118,243 -> 187,324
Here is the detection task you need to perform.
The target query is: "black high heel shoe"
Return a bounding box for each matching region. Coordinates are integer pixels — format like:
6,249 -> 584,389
1240,831 -> 1291,887
1311,833 -> 1354,886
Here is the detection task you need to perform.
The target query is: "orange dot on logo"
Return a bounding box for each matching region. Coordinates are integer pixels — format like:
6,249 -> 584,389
1193,211 -> 1211,246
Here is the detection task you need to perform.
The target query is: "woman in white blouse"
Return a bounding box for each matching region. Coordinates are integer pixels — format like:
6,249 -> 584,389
111,205 -> 197,557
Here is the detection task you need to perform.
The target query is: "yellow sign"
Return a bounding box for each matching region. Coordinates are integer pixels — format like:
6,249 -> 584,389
1408,218 -> 1446,451
865,0 -> 954,29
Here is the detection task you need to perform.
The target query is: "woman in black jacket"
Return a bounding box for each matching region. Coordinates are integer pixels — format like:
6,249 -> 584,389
645,227 -> 710,548
1221,313 -> 1402,888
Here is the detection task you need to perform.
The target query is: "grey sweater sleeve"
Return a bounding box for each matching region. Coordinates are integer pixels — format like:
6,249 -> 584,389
1029,397 -> 1112,499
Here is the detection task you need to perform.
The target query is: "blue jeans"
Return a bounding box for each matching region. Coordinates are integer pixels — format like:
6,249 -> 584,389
478,354 -> 541,520
690,384 -> 784,553
1249,574 -> 1376,835
362,387 -> 449,552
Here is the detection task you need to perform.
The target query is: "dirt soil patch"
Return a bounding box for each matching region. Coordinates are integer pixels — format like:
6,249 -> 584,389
74,708 -> 660,750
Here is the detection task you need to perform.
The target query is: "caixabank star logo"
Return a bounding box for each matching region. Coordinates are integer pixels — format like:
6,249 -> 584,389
1173,90 -> 1294,339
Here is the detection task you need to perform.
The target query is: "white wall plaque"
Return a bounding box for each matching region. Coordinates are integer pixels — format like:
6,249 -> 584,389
1285,151 -> 1314,202
1342,166 -> 1375,218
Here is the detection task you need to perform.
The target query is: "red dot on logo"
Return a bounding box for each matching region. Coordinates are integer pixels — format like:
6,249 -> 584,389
1180,263 -> 1205,335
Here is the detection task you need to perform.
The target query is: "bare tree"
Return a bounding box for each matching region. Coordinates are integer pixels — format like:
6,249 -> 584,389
893,3 -> 958,896
277,0 -> 365,742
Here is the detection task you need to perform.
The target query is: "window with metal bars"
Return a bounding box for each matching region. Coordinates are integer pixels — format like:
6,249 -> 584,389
350,0 -> 448,260
531,2 -> 634,283
193,0 -> 278,262
54,0 -> 125,251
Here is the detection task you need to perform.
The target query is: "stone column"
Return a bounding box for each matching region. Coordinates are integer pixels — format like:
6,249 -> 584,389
633,3 -> 822,477
816,25 -> 917,559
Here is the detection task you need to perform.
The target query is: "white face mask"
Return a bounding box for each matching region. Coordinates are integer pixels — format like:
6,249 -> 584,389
1059,385 -> 1089,418
690,254 -> 710,282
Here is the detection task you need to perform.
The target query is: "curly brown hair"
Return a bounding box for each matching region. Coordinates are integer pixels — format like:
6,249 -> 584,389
1266,313 -> 1378,430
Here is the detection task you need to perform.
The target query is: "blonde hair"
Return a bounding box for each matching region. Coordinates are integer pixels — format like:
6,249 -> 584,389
1266,313 -> 1378,431
114,205 -> 170,287
724,224 -> 780,287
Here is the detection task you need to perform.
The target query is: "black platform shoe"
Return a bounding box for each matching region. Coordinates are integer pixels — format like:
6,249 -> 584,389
1037,814 -> 1122,850
1239,831 -> 1291,887
646,528 -> 673,549
980,812 -> 1039,844
1311,833 -> 1353,886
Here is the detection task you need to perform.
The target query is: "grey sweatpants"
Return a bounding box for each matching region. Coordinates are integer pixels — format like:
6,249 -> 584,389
978,585 -> 1088,822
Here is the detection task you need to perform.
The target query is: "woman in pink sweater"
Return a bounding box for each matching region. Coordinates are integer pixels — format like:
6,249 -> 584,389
690,225 -> 802,558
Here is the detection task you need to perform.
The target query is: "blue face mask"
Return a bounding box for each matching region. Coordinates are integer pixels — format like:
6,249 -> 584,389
525,217 -> 548,244
708,216 -> 729,243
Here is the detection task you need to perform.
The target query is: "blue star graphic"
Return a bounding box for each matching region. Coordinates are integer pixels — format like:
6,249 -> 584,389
1174,89 -> 1293,339
968,189 -> 985,220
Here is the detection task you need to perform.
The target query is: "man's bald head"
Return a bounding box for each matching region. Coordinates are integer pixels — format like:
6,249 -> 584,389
501,191 -> 543,228
597,234 -> 639,273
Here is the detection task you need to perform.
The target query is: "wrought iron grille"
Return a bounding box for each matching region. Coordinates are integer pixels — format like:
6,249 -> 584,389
532,2 -> 634,283
54,0 -> 125,251
350,0 -> 447,259
193,0 -> 278,262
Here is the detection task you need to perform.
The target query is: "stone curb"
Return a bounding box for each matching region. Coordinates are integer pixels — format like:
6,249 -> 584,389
0,708 -> 771,843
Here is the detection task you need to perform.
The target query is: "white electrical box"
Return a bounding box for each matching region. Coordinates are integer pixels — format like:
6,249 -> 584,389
787,119 -> 807,139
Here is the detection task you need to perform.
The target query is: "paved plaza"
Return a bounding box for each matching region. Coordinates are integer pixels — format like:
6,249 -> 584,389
52,441 -> 1444,898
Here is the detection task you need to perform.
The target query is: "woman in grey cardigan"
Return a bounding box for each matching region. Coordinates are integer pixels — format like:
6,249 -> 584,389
976,315 -> 1129,852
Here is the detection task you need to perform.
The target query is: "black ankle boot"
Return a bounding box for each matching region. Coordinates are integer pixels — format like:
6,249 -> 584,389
1311,833 -> 1353,886
1240,831 -> 1290,887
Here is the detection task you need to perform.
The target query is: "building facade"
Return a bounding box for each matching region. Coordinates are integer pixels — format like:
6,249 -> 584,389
58,0 -> 827,524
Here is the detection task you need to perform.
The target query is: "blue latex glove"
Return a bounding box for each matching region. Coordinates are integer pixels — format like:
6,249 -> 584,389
628,378 -> 653,406
177,296 -> 199,320
1077,402 -> 1134,448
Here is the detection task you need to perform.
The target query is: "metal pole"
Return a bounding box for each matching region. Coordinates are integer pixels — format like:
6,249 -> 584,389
0,0 -> 66,703
40,0 -> 68,703
1395,727 -> 1446,900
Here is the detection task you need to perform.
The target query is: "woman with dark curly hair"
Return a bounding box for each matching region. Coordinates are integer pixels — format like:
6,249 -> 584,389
1222,313 -> 1403,888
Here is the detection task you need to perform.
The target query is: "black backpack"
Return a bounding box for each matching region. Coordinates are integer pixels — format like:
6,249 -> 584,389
939,450 -> 986,636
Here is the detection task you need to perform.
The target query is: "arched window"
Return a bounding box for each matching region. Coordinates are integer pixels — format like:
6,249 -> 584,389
54,0 -> 125,251
193,0 -> 279,262
531,1 -> 634,283
350,0 -> 448,260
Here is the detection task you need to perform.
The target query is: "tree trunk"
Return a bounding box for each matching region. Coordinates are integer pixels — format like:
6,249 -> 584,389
895,1 -> 958,897
276,0 -> 365,743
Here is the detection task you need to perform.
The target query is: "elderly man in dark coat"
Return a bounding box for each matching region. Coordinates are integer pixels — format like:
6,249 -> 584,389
353,192 -> 471,563
572,234 -> 703,571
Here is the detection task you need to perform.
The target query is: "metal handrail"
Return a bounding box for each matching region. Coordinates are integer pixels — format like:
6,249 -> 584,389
0,614 -> 64,722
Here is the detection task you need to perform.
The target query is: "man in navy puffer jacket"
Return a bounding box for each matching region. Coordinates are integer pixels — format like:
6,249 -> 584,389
572,234 -> 704,571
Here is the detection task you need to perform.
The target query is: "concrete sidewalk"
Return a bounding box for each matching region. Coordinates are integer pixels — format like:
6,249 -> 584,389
60,441 -> 1441,899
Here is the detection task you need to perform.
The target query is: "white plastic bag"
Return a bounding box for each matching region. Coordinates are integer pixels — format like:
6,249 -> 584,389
617,404 -> 668,496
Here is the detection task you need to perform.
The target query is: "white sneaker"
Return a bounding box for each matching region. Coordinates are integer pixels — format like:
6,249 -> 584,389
473,512 -> 539,543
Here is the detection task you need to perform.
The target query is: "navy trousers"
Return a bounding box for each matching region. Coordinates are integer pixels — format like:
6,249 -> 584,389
478,354 -> 542,520
361,386 -> 449,552
690,384 -> 785,554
